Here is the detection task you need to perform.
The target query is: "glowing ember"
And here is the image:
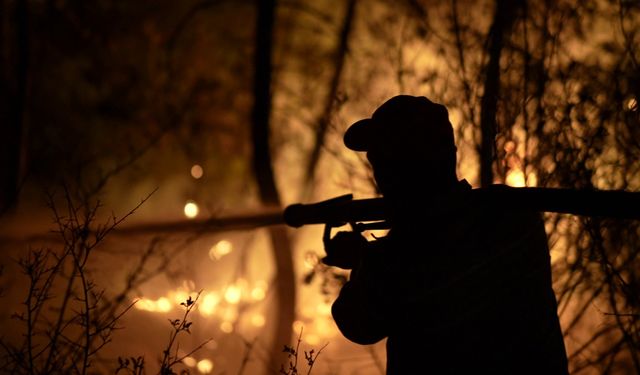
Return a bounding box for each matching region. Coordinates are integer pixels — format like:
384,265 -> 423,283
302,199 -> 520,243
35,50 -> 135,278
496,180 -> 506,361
135,297 -> 173,312
208,240 -> 233,260
190,164 -> 204,179
134,279 -> 268,318
196,359 -> 214,374
250,286 -> 266,301
199,293 -> 220,316
182,356 -> 197,368
504,140 -> 516,153
505,168 -> 526,187
627,97 -> 637,111
156,297 -> 172,312
224,285 -> 242,304
184,201 -> 199,218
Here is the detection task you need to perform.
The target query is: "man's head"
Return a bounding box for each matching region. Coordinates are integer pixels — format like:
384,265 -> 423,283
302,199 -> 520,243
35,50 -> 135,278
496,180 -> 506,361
344,95 -> 457,196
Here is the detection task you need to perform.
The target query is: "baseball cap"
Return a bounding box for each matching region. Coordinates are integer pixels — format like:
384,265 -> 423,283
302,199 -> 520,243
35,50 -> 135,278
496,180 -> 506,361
343,95 -> 455,154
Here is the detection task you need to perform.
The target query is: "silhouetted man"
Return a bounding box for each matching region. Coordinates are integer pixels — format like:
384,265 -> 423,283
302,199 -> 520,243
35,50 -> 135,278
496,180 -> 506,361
323,95 -> 569,374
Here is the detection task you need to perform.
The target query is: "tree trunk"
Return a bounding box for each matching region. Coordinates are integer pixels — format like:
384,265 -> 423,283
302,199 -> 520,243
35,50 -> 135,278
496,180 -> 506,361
479,0 -> 523,187
0,0 -> 28,214
303,0 -> 357,197
251,0 -> 295,371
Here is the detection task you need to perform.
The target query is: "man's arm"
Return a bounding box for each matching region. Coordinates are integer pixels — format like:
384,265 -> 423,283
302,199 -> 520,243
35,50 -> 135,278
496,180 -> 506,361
323,225 -> 389,345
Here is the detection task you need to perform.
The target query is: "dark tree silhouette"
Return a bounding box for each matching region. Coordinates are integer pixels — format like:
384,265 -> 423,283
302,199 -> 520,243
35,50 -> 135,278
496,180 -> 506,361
251,0 -> 295,371
0,0 -> 28,213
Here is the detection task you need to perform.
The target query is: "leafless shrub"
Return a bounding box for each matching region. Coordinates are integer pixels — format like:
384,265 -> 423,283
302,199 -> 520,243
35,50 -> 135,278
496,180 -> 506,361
0,185 -> 151,374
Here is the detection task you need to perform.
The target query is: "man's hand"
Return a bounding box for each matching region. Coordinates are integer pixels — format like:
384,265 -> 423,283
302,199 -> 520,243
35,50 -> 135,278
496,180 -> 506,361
322,223 -> 368,269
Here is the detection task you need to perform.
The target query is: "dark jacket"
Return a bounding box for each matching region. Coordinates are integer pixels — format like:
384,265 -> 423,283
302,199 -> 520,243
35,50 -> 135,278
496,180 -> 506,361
331,182 -> 569,374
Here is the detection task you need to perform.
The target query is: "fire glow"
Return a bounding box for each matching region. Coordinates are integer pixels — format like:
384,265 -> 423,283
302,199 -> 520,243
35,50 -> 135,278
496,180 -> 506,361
133,279 -> 338,345
184,201 -> 199,218
134,279 -> 268,316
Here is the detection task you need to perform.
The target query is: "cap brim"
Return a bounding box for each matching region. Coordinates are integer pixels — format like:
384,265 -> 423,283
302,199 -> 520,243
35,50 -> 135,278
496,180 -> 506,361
343,119 -> 378,151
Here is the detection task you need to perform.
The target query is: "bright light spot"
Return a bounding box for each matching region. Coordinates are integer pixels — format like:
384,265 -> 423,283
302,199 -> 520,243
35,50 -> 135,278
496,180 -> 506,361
316,303 -> 332,316
197,359 -> 214,374
134,297 -> 172,312
251,287 -> 266,301
224,285 -> 242,304
191,164 -> 204,179
182,356 -> 197,368
304,252 -> 319,269
251,314 -> 266,327
505,168 -> 526,187
156,297 -> 172,312
504,140 -> 516,153
172,290 -> 189,305
220,321 -> 234,333
627,97 -> 637,111
217,240 -> 232,255
200,293 -> 220,316
550,248 -> 563,265
135,298 -> 156,311
184,201 -> 199,219
208,240 -> 233,260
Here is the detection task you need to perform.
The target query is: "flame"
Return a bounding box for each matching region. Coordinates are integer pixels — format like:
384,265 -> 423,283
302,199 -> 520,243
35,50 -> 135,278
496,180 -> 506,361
505,168 -> 526,187
134,278 -> 268,317
505,167 -> 537,187
172,290 -> 189,305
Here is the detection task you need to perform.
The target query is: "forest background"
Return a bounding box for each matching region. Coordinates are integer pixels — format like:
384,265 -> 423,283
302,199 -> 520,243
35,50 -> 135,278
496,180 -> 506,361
1,0 -> 639,374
